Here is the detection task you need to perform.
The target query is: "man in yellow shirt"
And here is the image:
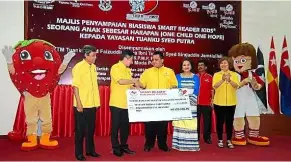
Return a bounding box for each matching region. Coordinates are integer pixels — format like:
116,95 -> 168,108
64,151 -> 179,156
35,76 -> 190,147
72,45 -> 100,161
138,51 -> 178,152
109,49 -> 137,157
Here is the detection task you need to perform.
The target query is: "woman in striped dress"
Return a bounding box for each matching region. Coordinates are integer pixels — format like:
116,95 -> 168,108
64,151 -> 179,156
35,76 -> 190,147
172,57 -> 200,151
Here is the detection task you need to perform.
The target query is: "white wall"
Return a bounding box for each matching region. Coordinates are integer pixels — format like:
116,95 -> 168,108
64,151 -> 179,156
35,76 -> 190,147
242,1 -> 291,67
242,1 -> 291,112
1,1 -> 291,135
0,1 -> 24,135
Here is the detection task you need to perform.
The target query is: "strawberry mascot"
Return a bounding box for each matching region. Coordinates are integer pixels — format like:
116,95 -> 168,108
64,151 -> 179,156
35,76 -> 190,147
1,39 -> 75,151
228,43 -> 270,146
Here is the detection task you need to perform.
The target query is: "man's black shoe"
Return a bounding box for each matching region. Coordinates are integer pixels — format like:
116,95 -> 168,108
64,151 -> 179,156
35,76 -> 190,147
113,150 -> 124,157
76,155 -> 86,161
86,152 -> 100,157
121,148 -> 136,154
205,139 -> 212,144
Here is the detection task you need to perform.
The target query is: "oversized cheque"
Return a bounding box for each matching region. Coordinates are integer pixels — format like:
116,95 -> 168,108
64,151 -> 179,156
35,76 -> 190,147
127,89 -> 193,122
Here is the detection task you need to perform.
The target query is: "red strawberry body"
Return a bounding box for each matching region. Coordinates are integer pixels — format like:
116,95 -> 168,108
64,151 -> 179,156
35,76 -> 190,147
10,40 -> 61,98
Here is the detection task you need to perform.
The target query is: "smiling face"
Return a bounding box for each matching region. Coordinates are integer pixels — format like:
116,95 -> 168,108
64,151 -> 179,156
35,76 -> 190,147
220,60 -> 229,71
233,55 -> 252,73
228,43 -> 258,72
123,55 -> 134,67
85,51 -> 97,65
182,60 -> 192,72
11,40 -> 62,97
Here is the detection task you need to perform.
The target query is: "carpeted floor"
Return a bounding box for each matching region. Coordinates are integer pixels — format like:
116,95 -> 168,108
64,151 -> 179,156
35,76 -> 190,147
0,135 -> 290,161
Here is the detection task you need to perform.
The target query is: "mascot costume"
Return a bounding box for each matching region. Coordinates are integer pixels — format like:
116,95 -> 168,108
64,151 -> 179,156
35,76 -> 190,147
1,39 -> 75,151
228,42 -> 269,146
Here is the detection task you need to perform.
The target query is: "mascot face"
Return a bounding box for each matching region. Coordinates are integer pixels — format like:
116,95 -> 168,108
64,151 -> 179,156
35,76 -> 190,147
229,43 -> 257,73
11,40 -> 62,97
233,55 -> 252,73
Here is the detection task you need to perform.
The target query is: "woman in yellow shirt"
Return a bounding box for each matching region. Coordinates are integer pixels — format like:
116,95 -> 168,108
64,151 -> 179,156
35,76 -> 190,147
212,56 -> 239,149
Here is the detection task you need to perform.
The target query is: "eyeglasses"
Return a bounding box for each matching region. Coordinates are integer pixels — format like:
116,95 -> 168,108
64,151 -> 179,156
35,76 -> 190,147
234,58 -> 251,64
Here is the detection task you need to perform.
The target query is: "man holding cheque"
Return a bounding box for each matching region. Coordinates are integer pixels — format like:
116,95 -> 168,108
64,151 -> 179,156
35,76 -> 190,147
137,51 -> 178,152
109,49 -> 136,157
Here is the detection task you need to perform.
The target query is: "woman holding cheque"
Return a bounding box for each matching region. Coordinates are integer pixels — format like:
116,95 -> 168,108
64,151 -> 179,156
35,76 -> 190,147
172,58 -> 200,151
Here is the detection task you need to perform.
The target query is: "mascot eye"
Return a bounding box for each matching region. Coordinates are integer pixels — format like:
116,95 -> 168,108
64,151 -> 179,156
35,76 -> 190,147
20,50 -> 31,60
44,51 -> 54,61
234,60 -> 239,64
241,58 -> 247,63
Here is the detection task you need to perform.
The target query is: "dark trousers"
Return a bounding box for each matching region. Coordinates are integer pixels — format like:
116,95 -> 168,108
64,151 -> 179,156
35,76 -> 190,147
197,105 -> 212,140
214,104 -> 236,140
144,121 -> 168,149
74,107 -> 96,156
110,106 -> 130,151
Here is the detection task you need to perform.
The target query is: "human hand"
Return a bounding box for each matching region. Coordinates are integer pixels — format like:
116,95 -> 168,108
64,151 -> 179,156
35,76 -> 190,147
77,102 -> 83,112
132,78 -> 140,87
250,78 -> 261,90
135,83 -> 141,88
225,73 -> 231,82
222,74 -> 227,81
132,78 -> 139,84
250,78 -> 258,85
242,78 -> 251,85
130,85 -> 136,89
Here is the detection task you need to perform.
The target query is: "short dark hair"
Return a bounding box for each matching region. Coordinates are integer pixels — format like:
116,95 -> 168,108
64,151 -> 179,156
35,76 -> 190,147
218,56 -> 233,69
197,59 -> 208,67
81,45 -> 96,55
153,51 -> 164,59
120,49 -> 134,60
180,57 -> 194,73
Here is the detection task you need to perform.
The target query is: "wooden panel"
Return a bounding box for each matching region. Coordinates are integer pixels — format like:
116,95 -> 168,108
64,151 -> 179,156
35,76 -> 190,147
259,114 -> 291,136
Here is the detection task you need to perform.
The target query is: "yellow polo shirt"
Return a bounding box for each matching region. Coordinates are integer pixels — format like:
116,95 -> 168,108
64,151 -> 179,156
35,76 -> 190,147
212,70 -> 239,106
140,66 -> 178,89
109,61 -> 132,109
72,59 -> 100,108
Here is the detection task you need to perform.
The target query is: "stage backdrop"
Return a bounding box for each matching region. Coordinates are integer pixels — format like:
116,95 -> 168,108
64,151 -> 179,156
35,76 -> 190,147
26,0 -> 241,85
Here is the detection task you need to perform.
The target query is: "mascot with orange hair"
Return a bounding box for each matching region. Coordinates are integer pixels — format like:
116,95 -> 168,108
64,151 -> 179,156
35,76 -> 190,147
1,39 -> 75,151
228,43 -> 270,146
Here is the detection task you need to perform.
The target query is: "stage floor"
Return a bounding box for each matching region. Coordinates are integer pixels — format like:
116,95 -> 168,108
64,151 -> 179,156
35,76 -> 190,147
0,135 -> 290,161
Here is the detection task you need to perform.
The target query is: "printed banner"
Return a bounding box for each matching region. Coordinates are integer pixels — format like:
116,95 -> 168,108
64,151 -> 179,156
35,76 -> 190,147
26,1 -> 241,85
127,89 -> 193,122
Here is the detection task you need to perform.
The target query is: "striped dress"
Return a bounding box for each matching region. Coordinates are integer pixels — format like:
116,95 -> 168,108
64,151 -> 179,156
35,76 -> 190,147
172,73 -> 200,151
